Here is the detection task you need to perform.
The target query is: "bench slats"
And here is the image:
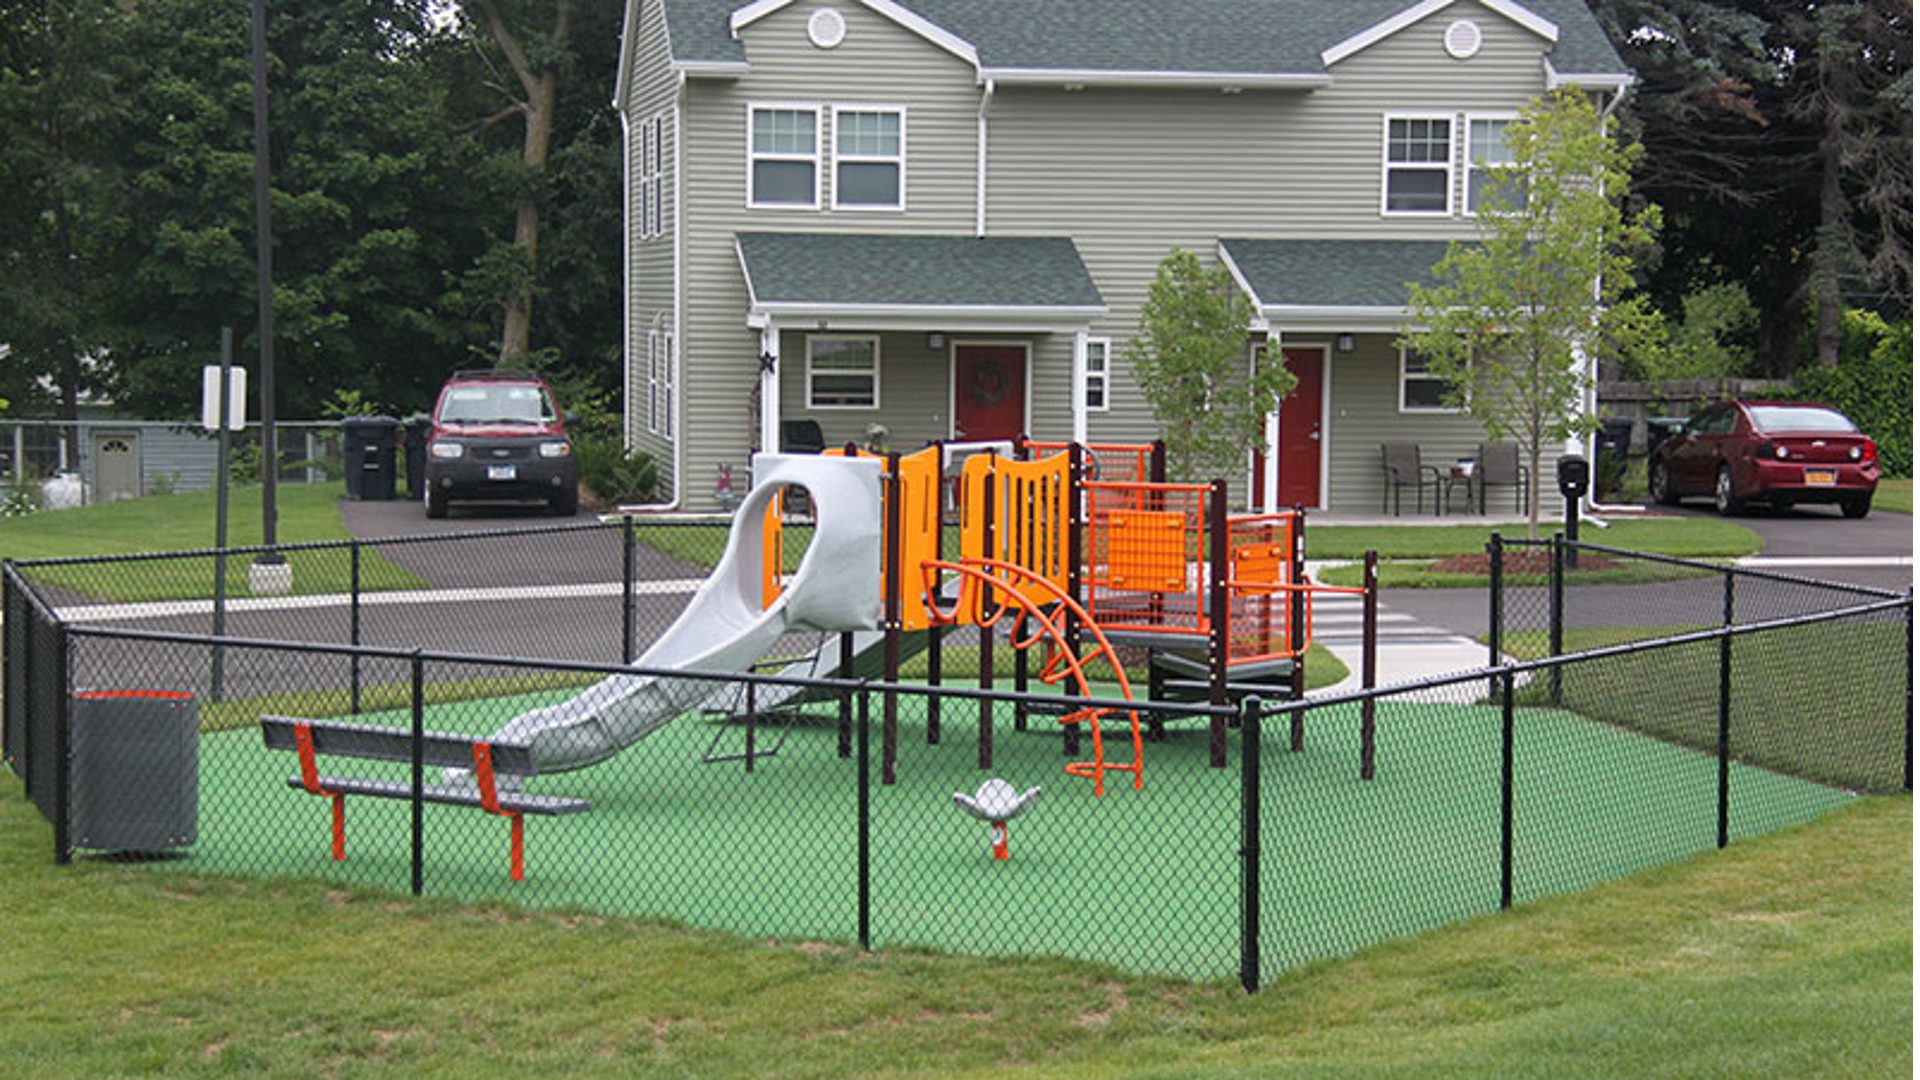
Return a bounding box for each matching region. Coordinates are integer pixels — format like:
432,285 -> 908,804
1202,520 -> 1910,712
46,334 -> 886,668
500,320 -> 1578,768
261,715 -> 536,774
283,776 -> 590,816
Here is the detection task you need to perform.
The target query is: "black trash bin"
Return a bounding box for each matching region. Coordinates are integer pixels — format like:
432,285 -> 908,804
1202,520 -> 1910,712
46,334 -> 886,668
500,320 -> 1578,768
402,415 -> 431,498
71,690 -> 197,851
1597,417 -> 1634,461
1645,416 -> 1687,452
341,415 -> 399,501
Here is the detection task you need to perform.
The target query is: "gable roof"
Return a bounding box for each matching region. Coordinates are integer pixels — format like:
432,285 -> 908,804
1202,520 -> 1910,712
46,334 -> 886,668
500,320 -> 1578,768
645,0 -> 1626,84
1218,238 -> 1454,312
736,232 -> 1105,319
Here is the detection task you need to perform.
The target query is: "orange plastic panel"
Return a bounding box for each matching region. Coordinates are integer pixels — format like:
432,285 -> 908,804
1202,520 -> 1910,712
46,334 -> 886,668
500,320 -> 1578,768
1105,510 -> 1188,591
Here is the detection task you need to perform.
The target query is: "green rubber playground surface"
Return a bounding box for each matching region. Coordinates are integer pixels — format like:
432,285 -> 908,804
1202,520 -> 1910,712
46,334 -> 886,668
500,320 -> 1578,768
158,686 -> 1854,982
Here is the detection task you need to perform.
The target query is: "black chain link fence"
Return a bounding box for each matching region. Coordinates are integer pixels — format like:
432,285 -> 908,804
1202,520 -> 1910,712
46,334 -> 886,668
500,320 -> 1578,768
5,531 -> 1910,990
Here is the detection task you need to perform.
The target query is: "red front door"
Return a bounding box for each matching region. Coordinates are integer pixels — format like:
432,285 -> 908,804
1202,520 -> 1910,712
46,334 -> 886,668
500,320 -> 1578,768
953,345 -> 1026,442
1253,347 -> 1325,508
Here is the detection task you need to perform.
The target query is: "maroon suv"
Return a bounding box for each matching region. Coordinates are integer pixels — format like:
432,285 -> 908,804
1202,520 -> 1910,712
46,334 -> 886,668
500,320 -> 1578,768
1648,401 -> 1878,518
423,370 -> 577,518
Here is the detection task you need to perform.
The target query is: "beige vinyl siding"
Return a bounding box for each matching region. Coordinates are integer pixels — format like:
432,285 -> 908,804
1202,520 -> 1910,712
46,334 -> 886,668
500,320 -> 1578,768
1320,333 -> 1488,514
623,0 -> 678,473
677,3 -> 982,507
986,3 -> 1552,505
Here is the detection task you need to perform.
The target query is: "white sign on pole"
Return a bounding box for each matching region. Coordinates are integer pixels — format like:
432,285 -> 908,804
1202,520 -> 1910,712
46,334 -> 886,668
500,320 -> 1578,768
201,365 -> 248,431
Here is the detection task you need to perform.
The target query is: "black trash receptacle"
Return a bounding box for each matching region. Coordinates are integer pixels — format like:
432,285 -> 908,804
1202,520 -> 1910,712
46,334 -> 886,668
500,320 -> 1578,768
341,415 -> 399,501
1597,417 -> 1635,460
71,690 -> 197,851
402,415 -> 431,498
1646,416 -> 1687,452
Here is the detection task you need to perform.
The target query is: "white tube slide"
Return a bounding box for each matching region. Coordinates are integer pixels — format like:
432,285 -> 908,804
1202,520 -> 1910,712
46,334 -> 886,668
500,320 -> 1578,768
480,453 -> 884,777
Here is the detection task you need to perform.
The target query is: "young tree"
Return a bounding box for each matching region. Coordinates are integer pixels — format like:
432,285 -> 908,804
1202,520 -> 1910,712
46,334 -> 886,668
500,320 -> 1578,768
1401,88 -> 1661,538
1125,248 -> 1295,484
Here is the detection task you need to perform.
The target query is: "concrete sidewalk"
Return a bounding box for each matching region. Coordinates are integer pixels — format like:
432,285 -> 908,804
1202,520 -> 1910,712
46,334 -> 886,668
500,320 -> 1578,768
1304,560 -> 1494,697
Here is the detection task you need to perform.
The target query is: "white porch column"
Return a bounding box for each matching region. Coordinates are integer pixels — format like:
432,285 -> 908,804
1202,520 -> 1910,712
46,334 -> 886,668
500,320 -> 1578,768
1262,327 -> 1282,511
1071,327 -> 1089,444
759,321 -> 781,460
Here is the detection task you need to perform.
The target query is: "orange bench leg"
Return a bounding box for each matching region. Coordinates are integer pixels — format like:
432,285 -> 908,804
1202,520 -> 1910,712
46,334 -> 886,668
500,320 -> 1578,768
508,814 -> 525,882
330,794 -> 346,861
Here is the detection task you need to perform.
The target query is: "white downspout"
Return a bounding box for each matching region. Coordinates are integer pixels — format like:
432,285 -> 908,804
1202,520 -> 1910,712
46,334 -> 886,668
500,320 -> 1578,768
975,79 -> 994,237
1583,80 -> 1635,522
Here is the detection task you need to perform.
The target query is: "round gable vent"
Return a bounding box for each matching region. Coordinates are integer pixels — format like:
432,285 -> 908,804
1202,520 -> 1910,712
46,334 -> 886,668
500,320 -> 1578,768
808,7 -> 846,49
1444,18 -> 1483,59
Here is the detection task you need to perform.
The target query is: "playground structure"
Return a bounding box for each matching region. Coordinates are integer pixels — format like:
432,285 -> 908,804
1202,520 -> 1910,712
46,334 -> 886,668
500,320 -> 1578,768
259,437 -> 1378,878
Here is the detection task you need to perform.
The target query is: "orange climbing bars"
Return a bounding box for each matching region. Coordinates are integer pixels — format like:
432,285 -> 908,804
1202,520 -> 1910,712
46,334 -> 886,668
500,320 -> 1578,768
921,556 -> 1144,795
1083,480 -> 1211,642
1022,440 -> 1154,484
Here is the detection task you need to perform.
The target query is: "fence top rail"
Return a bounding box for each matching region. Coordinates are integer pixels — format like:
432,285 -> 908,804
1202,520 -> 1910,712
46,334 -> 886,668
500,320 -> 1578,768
3,562 -> 63,623
1264,591 -> 1912,718
59,622 -> 1236,719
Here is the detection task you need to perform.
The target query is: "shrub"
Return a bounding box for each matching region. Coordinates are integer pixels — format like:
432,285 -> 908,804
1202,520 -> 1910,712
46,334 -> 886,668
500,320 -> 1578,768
1795,311 -> 1911,476
575,437 -> 656,507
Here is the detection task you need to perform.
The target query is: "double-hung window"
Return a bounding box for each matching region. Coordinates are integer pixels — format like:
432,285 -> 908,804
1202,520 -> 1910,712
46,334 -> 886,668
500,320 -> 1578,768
1399,348 -> 1461,413
641,113 -> 669,238
832,107 -> 904,210
1382,115 -> 1453,215
806,335 -> 879,409
1082,337 -> 1110,412
749,105 -> 820,208
1466,115 -> 1525,214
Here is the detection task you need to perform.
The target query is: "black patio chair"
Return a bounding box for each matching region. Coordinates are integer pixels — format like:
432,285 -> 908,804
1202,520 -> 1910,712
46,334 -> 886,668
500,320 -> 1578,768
779,419 -> 826,454
1474,442 -> 1529,515
1381,443 -> 1442,516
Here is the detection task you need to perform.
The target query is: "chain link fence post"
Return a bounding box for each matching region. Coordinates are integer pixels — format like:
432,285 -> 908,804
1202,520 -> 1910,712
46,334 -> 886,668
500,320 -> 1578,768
411,650 -> 425,896
1500,669 -> 1514,910
52,618 -> 72,865
1718,570 -> 1734,849
1239,696 -> 1262,994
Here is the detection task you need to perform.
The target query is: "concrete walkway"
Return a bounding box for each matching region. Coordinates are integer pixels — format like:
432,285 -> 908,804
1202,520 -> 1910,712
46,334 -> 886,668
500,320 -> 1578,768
1303,560 -> 1494,698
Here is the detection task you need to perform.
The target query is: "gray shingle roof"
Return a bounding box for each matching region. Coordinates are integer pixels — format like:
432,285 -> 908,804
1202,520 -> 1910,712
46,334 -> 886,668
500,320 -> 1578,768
737,232 -> 1105,308
664,1 -> 1626,77
1219,238 -> 1456,308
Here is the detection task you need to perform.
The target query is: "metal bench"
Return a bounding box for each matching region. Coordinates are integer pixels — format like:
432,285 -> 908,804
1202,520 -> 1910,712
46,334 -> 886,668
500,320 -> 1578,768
260,716 -> 590,881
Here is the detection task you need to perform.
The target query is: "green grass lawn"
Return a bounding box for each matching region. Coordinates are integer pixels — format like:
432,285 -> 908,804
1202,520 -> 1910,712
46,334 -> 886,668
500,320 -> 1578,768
1874,478 -> 1911,514
1321,557 -> 1719,589
4,484 -> 426,602
1306,516 -> 1763,559
1,773 -> 1903,1079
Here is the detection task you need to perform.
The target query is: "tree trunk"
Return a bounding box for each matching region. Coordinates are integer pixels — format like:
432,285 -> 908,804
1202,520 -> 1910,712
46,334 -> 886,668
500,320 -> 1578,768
1811,120 -> 1846,368
481,1 -> 569,367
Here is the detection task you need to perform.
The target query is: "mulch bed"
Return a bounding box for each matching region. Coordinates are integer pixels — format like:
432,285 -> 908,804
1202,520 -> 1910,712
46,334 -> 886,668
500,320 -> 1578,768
1427,550 -> 1623,575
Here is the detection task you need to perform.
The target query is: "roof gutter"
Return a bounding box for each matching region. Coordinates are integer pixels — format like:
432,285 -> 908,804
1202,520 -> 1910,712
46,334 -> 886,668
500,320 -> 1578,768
979,67 -> 1332,91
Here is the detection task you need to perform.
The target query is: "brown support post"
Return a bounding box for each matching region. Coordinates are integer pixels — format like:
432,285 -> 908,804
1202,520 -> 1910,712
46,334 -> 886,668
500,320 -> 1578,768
1063,443 -> 1085,758
927,440 -> 943,745
1012,442 -> 1029,733
1361,550 -> 1378,780
1289,505 -> 1306,753
978,463 -> 996,770
1208,478 -> 1230,768
883,451 -> 902,786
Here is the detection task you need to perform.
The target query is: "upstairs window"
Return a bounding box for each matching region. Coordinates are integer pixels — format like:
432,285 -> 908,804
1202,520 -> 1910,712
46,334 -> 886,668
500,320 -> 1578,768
1383,115 -> 1453,215
749,105 -> 819,208
832,107 -> 904,210
1466,115 -> 1526,214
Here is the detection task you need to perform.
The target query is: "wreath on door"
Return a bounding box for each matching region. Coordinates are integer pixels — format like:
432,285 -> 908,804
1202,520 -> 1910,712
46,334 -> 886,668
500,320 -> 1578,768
970,360 -> 1009,407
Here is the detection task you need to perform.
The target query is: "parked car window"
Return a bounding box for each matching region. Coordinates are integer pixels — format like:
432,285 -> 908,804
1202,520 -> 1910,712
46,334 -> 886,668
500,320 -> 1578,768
1747,405 -> 1858,435
1704,408 -> 1738,435
1685,408 -> 1718,436
438,384 -> 556,424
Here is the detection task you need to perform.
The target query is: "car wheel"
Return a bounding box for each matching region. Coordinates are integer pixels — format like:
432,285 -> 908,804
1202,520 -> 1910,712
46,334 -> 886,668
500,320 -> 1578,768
425,484 -> 448,519
1649,459 -> 1678,505
1840,493 -> 1871,519
1713,465 -> 1740,516
550,487 -> 578,517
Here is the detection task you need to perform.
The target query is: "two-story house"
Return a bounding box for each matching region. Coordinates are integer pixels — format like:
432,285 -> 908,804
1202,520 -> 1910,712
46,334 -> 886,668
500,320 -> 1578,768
613,0 -> 1630,511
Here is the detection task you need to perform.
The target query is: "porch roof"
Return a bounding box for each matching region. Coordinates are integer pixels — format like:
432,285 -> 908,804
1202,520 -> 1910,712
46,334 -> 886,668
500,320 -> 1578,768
737,232 -> 1106,328
1218,238 -> 1453,329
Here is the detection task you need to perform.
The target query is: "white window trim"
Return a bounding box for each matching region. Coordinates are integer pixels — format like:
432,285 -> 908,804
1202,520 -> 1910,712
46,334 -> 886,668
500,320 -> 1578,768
1463,111 -> 1520,218
646,329 -> 662,433
1380,112 -> 1456,217
829,104 -> 907,211
1082,336 -> 1111,413
805,333 -> 882,410
1398,346 -> 1466,414
746,102 -> 822,210
651,112 -> 668,237
662,329 -> 675,437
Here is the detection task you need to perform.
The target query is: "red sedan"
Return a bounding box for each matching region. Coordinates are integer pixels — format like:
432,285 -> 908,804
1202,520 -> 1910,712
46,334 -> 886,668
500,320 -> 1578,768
1648,401 -> 1879,518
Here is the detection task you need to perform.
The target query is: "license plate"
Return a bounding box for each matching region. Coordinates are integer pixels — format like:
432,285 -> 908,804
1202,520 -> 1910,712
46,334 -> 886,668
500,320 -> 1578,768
1804,468 -> 1837,487
487,464 -> 516,481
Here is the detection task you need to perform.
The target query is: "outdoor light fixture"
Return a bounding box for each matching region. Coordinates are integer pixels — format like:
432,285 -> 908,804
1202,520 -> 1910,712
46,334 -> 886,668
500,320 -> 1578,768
1336,334 -> 1355,352
927,332 -> 948,350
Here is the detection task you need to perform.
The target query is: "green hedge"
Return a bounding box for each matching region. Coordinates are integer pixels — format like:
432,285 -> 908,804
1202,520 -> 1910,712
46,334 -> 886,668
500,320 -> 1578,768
1795,311 -> 1912,477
